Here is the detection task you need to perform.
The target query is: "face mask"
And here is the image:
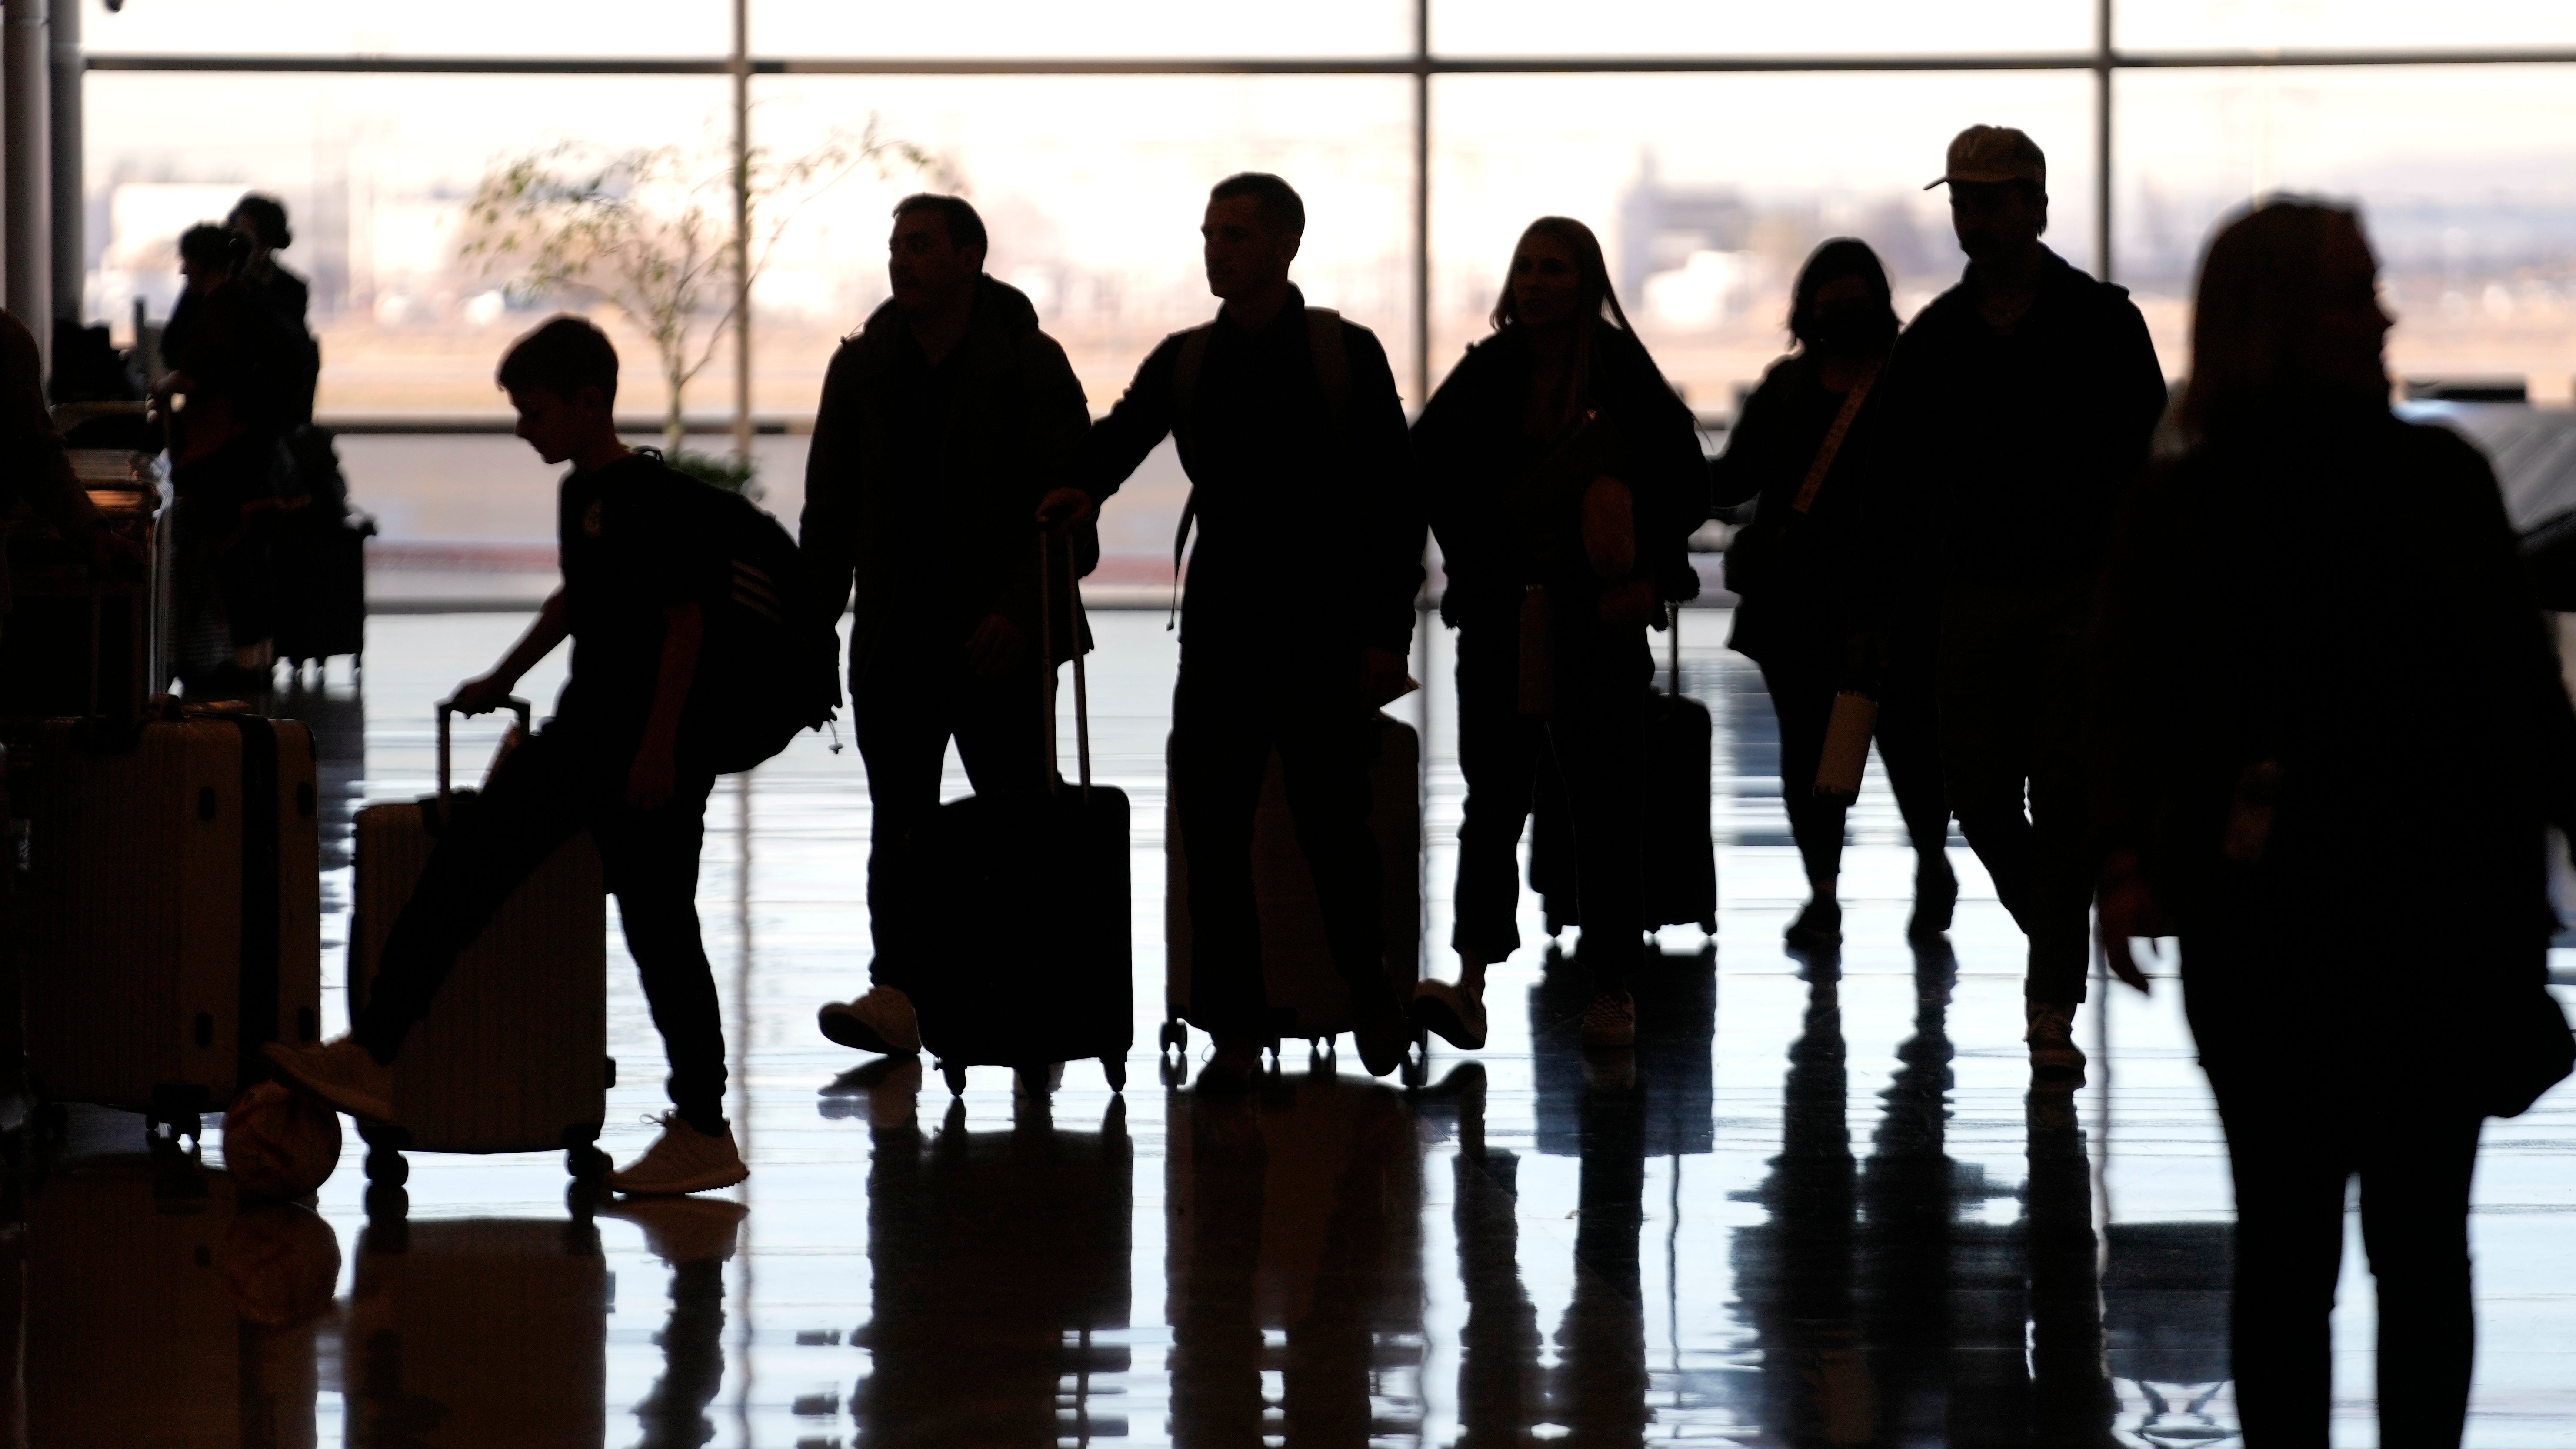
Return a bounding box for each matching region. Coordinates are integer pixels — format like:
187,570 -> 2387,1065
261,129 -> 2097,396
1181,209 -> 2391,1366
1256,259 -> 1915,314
1810,301 -> 1886,354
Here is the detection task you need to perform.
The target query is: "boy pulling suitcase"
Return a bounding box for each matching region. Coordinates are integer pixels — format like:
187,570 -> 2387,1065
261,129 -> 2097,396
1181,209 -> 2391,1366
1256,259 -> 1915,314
268,316 -> 746,1197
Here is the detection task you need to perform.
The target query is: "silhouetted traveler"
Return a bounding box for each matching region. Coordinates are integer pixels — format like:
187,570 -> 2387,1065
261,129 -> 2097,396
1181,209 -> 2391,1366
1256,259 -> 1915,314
267,316 -> 751,1198
158,222 -> 286,693
1873,126 -> 2164,1082
0,307 -> 110,634
1714,239 -> 1954,953
800,194 -> 1092,1059
227,193 -> 320,428
1043,173 -> 1423,1092
1407,217 -> 1702,1053
2093,200 -> 2576,1448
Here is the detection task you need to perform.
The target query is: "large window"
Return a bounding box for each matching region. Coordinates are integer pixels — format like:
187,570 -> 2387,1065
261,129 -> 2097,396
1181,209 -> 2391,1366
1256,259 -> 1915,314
72,0 -> 2576,562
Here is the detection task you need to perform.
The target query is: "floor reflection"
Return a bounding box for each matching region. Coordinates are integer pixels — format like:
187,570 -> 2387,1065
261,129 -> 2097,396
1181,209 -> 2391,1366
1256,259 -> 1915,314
22,612 -> 2576,1445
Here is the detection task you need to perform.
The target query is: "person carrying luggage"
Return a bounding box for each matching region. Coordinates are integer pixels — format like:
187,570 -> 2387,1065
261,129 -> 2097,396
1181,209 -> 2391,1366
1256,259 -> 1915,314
1406,217 -> 1703,1053
1713,239 -> 1954,954
268,315 -> 751,1197
1039,172 -> 1425,1093
801,193 -> 1093,1059
1862,126 -> 2165,1084
227,193 -> 320,430
2092,198 -> 2576,1448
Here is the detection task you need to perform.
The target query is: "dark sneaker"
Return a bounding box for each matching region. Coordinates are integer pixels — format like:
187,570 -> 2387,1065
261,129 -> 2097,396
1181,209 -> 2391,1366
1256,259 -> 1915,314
1352,983 -> 1411,1078
2025,1001 -> 2086,1087
1785,897 -> 1843,954
1908,859 -> 1959,940
816,986 -> 920,1056
1409,979 -> 1489,1051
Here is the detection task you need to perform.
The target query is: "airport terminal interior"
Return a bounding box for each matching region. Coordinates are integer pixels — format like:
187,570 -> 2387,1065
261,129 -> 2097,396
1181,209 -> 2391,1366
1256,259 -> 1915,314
13,1 -> 2576,1446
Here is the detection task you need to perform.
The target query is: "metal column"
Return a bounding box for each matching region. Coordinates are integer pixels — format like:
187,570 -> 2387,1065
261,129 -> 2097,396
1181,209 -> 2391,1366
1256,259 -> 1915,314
47,0 -> 74,324
1409,0 -> 1430,407
2093,0 -> 2113,284
729,0 -> 752,467
3,0 -> 49,351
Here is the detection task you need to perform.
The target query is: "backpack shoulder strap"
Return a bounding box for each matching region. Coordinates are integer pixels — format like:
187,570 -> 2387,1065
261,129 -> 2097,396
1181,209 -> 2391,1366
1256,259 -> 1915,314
1172,322 -> 1216,434
1305,307 -> 1349,439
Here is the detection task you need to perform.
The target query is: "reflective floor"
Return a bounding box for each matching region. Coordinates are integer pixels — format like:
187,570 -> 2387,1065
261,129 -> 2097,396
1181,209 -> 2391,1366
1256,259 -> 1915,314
20,607 -> 2576,1447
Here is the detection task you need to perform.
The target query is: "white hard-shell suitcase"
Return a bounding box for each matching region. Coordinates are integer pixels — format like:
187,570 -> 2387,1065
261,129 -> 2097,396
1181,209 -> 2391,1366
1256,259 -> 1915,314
1162,712 -> 1423,1074
20,708 -> 323,1140
348,698 -> 608,1186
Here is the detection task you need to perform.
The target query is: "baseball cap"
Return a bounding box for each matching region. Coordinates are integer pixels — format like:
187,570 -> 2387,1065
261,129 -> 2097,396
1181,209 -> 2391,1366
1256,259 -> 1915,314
1926,125 -> 2046,191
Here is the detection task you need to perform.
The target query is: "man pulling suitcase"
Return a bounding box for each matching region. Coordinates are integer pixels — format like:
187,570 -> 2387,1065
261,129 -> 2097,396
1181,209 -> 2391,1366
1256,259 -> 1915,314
269,316 -> 762,1196
1042,173 -> 1426,1093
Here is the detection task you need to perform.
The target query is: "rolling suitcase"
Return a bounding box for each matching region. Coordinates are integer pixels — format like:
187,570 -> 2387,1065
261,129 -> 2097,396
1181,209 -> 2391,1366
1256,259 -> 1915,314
1533,605 -> 1718,935
20,706 -> 322,1140
348,698 -> 609,1187
272,506 -> 372,672
1162,711 -> 1424,1069
344,1216 -> 607,1447
910,536 -> 1132,1095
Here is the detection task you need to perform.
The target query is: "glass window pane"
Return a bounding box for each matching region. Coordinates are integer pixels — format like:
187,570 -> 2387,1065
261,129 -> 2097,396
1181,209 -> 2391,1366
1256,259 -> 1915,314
753,1 -> 1410,59
1430,72 -> 2099,413
84,72 -> 733,417
1433,1 -> 2092,59
84,0 -> 730,58
2115,65 -> 2576,405
2117,1 -> 2576,53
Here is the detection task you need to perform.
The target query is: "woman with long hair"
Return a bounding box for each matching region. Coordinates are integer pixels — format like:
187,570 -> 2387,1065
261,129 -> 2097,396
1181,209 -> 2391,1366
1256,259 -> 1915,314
1409,217 -> 1705,1051
2093,198 -> 2576,1445
1712,238 -> 1955,953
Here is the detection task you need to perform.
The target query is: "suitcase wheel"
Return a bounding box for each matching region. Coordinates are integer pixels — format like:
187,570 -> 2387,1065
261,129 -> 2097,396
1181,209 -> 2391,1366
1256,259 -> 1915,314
940,1064 -> 969,1097
1157,1020 -> 1188,1057
1101,1058 -> 1126,1094
1308,1037 -> 1334,1069
363,1144 -> 409,1187
565,1145 -> 611,1183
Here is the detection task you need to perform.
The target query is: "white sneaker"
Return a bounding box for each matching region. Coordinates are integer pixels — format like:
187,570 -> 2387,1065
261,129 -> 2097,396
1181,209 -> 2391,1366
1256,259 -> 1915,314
607,1113 -> 750,1197
1578,989 -> 1637,1049
817,986 -> 921,1056
262,1036 -> 394,1121
1410,979 -> 1489,1051
2026,1001 -> 2086,1086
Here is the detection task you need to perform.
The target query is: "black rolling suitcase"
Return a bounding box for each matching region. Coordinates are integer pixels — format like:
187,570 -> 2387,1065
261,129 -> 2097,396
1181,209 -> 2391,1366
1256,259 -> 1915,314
1533,604 -> 1717,935
273,507 -> 372,671
910,535 -> 1133,1095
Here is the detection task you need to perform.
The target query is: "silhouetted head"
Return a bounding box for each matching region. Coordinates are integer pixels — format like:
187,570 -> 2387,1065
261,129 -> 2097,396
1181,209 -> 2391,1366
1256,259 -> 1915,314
1202,172 -> 1303,302
1929,126 -> 2048,267
228,194 -> 292,256
1492,216 -> 1629,335
497,314 -> 620,464
1788,237 -> 1900,358
888,193 -> 988,319
2179,197 -> 2389,444
177,223 -> 241,293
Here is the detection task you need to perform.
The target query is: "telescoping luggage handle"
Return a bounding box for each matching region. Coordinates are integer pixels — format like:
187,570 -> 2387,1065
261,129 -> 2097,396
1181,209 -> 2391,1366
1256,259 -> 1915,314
434,696 -> 535,806
1036,533 -> 1093,801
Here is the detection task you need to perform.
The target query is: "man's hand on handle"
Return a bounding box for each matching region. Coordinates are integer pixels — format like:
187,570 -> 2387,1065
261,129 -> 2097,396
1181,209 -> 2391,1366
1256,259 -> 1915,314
1035,488 -> 1096,533
451,673 -> 515,717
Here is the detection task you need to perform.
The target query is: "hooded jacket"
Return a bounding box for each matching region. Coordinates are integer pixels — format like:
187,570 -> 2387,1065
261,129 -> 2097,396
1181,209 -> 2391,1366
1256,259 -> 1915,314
800,275 -> 1091,676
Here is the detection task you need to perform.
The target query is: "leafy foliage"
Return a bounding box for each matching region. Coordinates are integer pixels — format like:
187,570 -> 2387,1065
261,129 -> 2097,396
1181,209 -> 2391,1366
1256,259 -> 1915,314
460,115 -> 940,457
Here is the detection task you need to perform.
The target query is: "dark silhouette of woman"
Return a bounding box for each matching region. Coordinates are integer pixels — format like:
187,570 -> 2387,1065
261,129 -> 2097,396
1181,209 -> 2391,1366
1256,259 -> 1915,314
1712,238 -> 1954,952
1410,217 -> 1705,1053
2093,197 -> 2576,1447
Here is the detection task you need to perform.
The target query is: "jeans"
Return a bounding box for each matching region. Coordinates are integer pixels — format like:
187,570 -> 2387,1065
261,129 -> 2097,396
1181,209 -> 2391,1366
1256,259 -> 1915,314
1452,610 -> 1646,989
853,643 -> 1052,993
353,724 -> 727,1132
1755,640 -> 1948,886
1170,648 -> 1385,1039
1937,580 -> 2092,1003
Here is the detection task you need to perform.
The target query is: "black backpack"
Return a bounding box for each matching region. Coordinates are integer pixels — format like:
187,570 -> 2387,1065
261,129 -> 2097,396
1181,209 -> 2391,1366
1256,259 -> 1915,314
683,480 -> 844,775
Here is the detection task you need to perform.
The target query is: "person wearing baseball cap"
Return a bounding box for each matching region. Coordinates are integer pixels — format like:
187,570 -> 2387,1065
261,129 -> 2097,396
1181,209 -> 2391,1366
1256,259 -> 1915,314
1856,124 -> 2167,1086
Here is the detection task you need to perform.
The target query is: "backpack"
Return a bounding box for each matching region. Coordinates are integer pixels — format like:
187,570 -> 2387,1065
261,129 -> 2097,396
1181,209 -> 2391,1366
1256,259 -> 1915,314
1162,306 -> 1352,624
679,475 -> 844,774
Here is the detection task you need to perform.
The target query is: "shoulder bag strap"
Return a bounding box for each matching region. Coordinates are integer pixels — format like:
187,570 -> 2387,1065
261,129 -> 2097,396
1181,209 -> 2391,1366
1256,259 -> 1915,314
1787,355 -> 1884,517
1167,324 -> 1217,630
